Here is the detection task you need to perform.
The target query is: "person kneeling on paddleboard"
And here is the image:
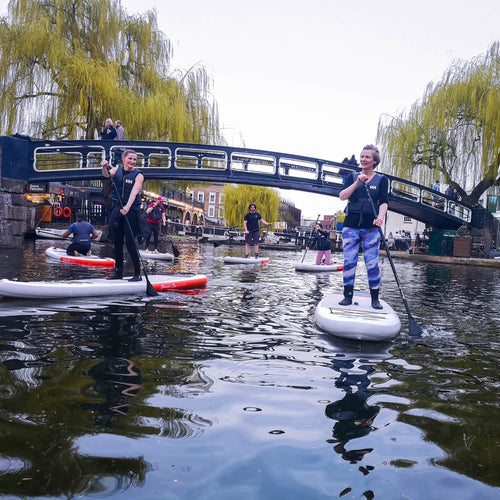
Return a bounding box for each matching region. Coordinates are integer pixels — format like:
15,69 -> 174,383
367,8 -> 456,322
306,223 -> 332,265
338,144 -> 388,309
62,211 -> 99,256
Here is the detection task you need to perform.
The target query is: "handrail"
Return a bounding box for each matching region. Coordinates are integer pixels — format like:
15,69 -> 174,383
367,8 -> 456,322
1,136 -> 475,229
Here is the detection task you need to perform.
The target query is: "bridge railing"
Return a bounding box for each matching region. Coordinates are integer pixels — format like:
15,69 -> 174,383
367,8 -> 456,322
390,179 -> 471,223
1,136 -> 474,229
29,140 -> 360,192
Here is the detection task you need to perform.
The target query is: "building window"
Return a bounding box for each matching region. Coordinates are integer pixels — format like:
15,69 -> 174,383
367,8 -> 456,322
218,206 -> 224,219
197,192 -> 204,203
403,216 -> 412,223
209,192 -> 216,203
208,205 -> 215,217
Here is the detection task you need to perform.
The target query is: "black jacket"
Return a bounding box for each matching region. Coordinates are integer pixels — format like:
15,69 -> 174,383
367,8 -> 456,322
308,230 -> 331,251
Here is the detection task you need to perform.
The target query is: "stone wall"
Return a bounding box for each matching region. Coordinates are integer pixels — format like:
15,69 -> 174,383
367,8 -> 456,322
0,178 -> 29,248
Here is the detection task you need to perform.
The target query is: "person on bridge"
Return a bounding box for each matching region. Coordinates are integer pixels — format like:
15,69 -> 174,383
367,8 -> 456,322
338,144 -> 389,309
114,120 -> 125,141
243,203 -> 272,258
113,120 -> 125,165
101,149 -> 144,281
62,211 -> 99,256
101,118 -> 117,141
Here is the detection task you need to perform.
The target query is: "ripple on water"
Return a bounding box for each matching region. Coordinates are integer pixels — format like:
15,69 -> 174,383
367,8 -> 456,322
0,244 -> 499,498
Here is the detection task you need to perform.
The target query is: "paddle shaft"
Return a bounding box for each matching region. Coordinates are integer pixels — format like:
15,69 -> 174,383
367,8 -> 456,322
106,166 -> 158,296
301,214 -> 321,263
362,181 -> 422,334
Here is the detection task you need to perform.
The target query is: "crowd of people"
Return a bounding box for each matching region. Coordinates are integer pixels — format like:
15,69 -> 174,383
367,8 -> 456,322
386,230 -> 429,251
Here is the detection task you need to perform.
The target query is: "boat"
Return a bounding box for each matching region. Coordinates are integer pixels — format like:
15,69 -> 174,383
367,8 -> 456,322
36,226 -> 103,241
139,250 -> 174,261
45,246 -> 115,268
295,262 -> 343,272
223,256 -> 270,264
315,291 -> 401,341
0,274 -> 208,299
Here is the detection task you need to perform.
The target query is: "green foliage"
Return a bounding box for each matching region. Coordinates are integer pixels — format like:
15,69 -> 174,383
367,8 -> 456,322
377,42 -> 500,205
222,185 -> 280,227
0,0 -> 221,144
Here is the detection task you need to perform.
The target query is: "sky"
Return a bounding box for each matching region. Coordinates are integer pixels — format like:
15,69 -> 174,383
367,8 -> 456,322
1,0 -> 500,218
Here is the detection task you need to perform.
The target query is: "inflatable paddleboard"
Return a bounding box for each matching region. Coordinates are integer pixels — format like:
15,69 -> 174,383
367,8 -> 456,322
223,256 -> 270,265
139,250 -> 174,261
0,274 -> 208,299
315,292 -> 401,341
36,226 -> 103,241
295,262 -> 343,272
45,246 -> 115,268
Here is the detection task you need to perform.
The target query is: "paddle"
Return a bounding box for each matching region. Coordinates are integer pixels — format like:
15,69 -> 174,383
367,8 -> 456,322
170,239 -> 181,257
213,239 -> 228,248
159,222 -> 180,257
363,181 -> 423,336
301,214 -> 321,263
106,166 -> 158,297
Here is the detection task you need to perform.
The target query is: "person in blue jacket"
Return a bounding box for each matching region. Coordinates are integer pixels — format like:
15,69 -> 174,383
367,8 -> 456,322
338,144 -> 388,309
62,211 -> 99,256
307,223 -> 332,265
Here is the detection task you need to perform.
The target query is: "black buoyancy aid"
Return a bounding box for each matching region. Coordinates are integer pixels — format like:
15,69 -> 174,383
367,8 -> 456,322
72,221 -> 94,244
112,168 -> 142,206
346,173 -> 383,216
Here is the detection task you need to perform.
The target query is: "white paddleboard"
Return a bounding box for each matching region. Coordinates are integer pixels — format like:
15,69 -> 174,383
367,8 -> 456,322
45,246 -> 115,268
315,292 -> 401,341
223,256 -> 270,265
295,262 -> 343,272
36,226 -> 103,241
0,274 -> 208,299
139,250 -> 174,261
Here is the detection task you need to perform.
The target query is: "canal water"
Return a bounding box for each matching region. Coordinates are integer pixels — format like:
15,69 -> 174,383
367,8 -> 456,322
0,239 -> 498,499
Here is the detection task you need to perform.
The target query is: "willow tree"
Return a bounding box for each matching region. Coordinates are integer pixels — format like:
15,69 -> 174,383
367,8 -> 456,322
377,42 -> 500,206
0,0 -> 221,143
222,184 -> 280,228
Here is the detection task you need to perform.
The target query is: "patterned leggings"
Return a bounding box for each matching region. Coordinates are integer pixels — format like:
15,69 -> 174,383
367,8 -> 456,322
341,227 -> 381,289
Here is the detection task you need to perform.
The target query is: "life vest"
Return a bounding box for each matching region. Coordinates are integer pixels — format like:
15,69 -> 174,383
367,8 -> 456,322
148,204 -> 164,222
345,173 -> 383,216
315,230 -> 332,252
70,221 -> 94,244
111,167 -> 142,206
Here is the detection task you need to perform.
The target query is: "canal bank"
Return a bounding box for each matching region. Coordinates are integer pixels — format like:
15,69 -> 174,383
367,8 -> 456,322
194,237 -> 500,267
385,250 -> 500,268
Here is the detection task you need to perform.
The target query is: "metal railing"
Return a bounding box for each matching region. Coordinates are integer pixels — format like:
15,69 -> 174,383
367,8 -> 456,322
1,136 -> 475,229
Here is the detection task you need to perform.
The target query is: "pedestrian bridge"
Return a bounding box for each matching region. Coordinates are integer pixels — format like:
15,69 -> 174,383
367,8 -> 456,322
1,134 -> 481,229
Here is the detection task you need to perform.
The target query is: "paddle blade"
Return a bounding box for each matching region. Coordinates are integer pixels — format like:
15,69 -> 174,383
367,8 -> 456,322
171,242 -> 180,257
408,317 -> 423,336
146,279 -> 159,297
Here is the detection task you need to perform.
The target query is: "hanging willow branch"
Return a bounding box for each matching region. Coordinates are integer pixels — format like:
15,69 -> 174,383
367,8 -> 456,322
377,42 -> 500,205
0,0 -> 221,145
222,185 -> 281,227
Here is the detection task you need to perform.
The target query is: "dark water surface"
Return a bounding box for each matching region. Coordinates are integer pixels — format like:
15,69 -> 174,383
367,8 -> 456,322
0,239 -> 498,499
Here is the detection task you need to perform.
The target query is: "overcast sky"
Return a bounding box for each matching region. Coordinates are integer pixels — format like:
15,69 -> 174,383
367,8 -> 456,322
2,0 -> 499,218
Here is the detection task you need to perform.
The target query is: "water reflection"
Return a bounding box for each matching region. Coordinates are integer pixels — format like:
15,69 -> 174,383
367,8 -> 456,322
0,242 -> 499,498
326,355 -> 380,464
81,357 -> 143,427
80,313 -> 144,427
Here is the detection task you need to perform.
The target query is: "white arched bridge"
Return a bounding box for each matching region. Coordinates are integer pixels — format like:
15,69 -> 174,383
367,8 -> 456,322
1,134 -> 484,229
